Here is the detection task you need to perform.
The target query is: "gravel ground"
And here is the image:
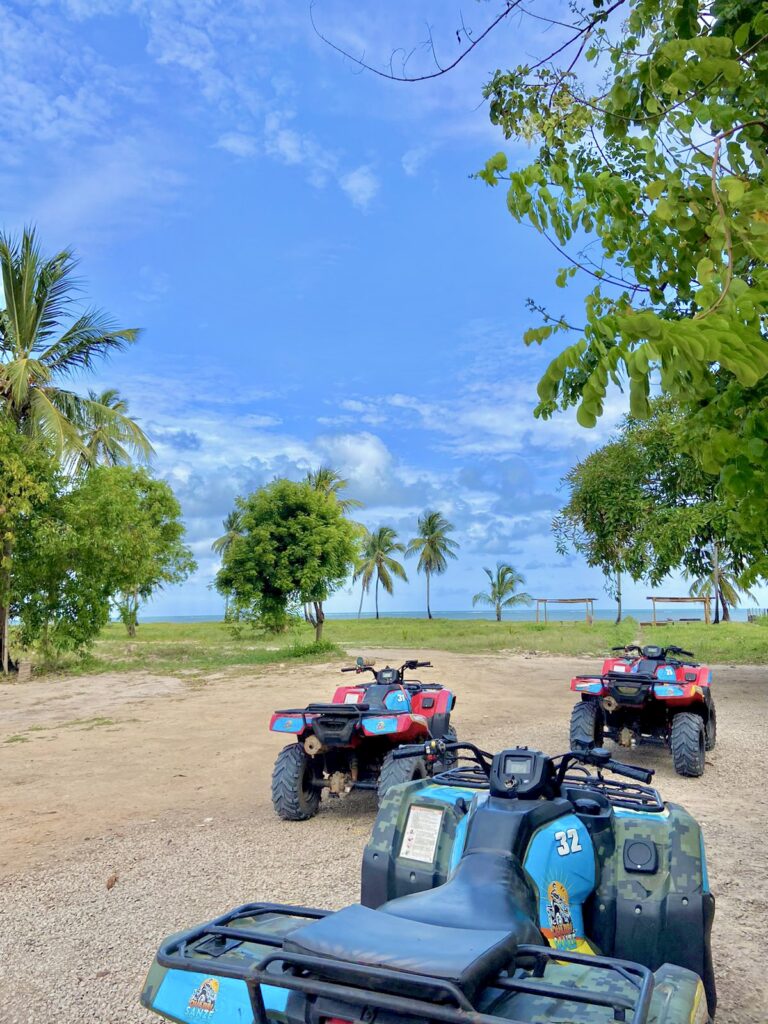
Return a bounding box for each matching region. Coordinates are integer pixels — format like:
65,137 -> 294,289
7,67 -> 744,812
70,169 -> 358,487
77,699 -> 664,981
1,651 -> 766,1023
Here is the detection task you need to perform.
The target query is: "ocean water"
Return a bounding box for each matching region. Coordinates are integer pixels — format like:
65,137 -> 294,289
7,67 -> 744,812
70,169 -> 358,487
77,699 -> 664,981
141,607 -> 760,624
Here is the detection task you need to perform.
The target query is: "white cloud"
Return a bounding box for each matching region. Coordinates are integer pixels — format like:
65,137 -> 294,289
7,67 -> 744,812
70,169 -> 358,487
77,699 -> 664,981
215,132 -> 259,157
402,145 -> 432,177
339,164 -> 380,209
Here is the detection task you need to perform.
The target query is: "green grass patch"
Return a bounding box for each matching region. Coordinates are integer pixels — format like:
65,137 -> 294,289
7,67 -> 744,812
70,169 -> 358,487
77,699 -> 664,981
22,615 -> 768,681
49,626 -> 343,678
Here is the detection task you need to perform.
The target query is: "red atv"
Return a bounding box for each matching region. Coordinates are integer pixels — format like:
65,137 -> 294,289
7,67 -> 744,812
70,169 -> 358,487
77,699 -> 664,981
269,657 -> 457,819
569,643 -> 716,777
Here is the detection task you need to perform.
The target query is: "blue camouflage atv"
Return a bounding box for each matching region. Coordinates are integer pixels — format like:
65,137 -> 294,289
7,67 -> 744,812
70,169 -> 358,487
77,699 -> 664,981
140,741 -> 716,1024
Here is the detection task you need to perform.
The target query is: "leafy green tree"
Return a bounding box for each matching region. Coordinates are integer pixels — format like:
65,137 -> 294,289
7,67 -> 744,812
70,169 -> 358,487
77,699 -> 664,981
354,526 -> 408,619
472,562 -> 532,621
10,466 -> 193,657
478,1 -> 768,579
406,510 -> 459,619
216,479 -> 357,641
554,441 -> 650,623
0,423 -> 55,671
107,469 -> 197,637
555,400 -> 757,622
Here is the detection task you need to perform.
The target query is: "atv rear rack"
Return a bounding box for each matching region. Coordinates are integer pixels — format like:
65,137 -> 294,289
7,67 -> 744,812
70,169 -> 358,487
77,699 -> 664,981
157,905 -> 654,1024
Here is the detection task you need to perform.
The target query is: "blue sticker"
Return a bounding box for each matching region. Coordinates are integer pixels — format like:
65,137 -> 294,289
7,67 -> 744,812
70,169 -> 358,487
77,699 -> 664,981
272,716 -> 304,733
362,716 -> 398,733
154,970 -> 287,1023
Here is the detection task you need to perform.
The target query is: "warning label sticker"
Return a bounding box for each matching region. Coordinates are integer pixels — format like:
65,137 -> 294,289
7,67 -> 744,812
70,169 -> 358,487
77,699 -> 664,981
399,805 -> 444,863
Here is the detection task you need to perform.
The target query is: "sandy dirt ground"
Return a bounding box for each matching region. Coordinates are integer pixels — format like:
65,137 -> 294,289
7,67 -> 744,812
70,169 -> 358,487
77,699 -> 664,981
1,651 -> 766,1023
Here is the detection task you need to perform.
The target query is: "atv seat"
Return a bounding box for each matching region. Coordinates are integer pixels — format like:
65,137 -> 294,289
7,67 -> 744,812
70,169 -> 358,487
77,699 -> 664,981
284,902 -> 519,1002
382,851 -> 542,940
632,659 -> 662,676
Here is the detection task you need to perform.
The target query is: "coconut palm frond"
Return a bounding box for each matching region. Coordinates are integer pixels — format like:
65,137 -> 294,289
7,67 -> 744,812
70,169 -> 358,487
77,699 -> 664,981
305,465 -> 363,513
41,310 -> 140,374
28,386 -> 86,455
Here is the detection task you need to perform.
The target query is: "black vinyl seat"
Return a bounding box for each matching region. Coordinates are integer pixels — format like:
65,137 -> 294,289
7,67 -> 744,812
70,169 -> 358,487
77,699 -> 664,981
284,902 -> 519,1001
382,851 -> 542,939
285,851 -> 543,1002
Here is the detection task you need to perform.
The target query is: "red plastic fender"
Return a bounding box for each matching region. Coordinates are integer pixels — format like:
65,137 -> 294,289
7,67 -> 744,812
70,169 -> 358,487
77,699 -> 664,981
331,686 -> 367,704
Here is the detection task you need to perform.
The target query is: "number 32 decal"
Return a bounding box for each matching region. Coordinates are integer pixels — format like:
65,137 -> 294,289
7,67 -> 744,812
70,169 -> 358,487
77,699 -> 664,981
554,828 -> 583,856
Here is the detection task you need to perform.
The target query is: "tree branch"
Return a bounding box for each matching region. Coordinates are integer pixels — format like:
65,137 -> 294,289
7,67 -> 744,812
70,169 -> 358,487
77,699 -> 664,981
310,0 -> 522,82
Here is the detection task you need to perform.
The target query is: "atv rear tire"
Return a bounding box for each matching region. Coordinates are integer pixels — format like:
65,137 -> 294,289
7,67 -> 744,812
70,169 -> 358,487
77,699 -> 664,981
705,701 -> 717,751
670,713 -> 706,777
271,743 -> 321,820
570,700 -> 604,751
378,750 -> 427,804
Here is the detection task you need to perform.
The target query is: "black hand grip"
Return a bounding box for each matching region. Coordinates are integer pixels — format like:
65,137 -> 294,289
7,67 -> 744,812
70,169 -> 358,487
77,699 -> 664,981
392,744 -> 426,760
607,759 -> 654,784
417,661 -> 432,667
340,667 -> 356,672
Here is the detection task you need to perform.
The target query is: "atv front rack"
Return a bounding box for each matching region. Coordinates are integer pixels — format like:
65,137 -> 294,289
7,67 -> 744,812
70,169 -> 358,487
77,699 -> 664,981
562,770 -> 665,813
157,904 -> 654,1024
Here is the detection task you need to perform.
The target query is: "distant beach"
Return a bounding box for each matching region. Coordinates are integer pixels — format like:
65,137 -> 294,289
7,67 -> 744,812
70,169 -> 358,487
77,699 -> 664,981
142,607 -> 758,624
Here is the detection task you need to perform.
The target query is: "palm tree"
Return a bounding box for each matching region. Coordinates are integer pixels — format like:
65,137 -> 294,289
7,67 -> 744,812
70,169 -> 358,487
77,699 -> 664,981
0,227 -> 151,673
0,229 -> 151,458
686,561 -> 757,624
69,388 -> 151,474
305,466 -> 362,515
406,510 -> 459,620
303,466 -> 363,632
472,562 -> 533,621
212,510 -> 243,618
354,527 -> 408,619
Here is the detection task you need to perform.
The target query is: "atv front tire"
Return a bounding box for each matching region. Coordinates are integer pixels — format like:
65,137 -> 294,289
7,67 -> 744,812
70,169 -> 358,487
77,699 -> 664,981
378,750 -> 427,804
670,713 -> 706,777
271,743 -> 321,820
570,700 -> 604,750
705,701 -> 717,752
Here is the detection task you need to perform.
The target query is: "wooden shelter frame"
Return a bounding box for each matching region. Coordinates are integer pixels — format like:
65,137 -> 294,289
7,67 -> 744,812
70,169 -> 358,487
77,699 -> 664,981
534,598 -> 596,624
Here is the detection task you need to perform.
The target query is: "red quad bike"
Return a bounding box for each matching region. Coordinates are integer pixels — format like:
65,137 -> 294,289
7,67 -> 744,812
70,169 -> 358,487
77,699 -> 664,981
569,644 -> 716,778
269,657 -> 457,820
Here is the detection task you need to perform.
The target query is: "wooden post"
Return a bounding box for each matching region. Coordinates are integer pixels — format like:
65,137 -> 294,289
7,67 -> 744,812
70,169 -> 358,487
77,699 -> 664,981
704,597 -> 711,625
652,598 -> 657,626
536,600 -> 540,624
545,601 -> 548,624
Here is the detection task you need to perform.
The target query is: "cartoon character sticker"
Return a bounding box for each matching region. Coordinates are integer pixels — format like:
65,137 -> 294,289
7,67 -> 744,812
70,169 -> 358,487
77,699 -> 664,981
545,881 -> 576,950
188,977 -> 219,1017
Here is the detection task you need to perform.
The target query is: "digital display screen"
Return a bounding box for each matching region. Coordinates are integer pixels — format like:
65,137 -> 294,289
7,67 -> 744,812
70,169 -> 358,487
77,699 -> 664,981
503,754 -> 533,777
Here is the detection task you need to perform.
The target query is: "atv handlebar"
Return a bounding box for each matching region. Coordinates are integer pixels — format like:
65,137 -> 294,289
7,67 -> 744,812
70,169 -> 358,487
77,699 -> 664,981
558,746 -> 654,786
393,739 -> 493,773
394,740 -> 653,788
604,760 -> 654,783
341,659 -> 432,676
611,643 -> 694,660
664,644 -> 694,658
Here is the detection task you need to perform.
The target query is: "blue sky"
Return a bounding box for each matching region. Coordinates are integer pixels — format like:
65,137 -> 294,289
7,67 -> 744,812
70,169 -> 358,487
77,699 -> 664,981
3,1 -> 749,616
